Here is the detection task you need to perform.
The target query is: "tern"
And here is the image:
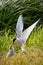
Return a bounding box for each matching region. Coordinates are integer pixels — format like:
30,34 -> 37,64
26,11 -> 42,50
6,15 -> 40,57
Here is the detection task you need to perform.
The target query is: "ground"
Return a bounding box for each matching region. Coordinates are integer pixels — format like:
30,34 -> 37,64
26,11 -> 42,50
0,47 -> 43,65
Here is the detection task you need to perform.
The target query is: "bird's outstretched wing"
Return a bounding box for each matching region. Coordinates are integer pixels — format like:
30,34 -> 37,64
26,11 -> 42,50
21,19 -> 40,43
16,15 -> 23,38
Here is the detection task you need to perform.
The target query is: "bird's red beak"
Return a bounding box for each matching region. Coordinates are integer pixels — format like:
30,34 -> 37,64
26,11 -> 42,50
12,42 -> 14,46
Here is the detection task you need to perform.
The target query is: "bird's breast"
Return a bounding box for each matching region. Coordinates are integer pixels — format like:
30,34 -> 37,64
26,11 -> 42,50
15,38 -> 24,44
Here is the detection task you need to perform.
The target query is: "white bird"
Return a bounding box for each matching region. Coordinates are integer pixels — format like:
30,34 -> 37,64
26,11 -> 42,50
6,15 -> 40,57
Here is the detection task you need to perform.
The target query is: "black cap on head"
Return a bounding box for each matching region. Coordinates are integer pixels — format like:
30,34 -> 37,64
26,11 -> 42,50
10,45 -> 12,50
13,38 -> 16,42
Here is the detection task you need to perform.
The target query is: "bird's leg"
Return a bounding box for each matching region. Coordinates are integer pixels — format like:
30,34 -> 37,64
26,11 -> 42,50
6,42 -> 14,57
20,44 -> 27,53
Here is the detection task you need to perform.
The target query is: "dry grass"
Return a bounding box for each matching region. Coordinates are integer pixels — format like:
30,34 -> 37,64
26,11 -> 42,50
0,47 -> 43,65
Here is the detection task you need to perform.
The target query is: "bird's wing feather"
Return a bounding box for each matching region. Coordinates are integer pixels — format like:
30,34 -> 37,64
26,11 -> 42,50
21,19 -> 40,43
16,15 -> 23,38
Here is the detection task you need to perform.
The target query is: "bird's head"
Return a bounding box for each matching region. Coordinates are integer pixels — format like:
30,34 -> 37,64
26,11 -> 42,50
10,45 -> 13,50
13,38 -> 16,43
12,38 -> 16,46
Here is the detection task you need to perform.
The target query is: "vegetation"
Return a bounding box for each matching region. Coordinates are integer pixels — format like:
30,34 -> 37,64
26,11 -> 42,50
0,0 -> 43,65
0,0 -> 43,31
0,26 -> 43,65
0,48 -> 43,65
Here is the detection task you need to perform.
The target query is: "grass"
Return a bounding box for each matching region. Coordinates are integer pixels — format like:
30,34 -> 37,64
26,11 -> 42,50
0,26 -> 43,65
0,48 -> 43,65
26,26 -> 43,48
